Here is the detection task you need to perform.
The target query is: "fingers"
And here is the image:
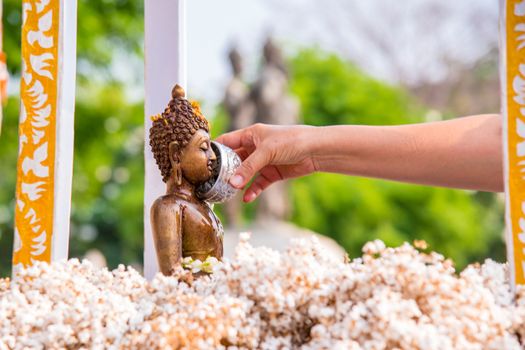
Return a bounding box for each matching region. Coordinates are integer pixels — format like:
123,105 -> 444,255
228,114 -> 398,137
233,147 -> 250,161
229,150 -> 268,188
215,129 -> 246,150
243,173 -> 274,202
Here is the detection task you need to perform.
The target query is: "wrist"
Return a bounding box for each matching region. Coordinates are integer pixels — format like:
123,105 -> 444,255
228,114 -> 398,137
307,125 -> 360,173
297,125 -> 324,172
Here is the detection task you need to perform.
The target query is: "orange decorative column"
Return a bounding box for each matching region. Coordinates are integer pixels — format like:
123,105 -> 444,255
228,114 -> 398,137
501,0 -> 525,289
13,0 -> 77,271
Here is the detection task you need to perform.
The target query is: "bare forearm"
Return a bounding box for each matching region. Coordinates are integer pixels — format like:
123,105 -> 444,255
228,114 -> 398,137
308,114 -> 503,192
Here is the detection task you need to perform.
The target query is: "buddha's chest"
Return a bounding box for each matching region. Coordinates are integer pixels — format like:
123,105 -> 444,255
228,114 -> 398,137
180,203 -> 223,259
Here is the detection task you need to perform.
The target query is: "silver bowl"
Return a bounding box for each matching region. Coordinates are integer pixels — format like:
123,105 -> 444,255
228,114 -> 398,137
196,141 -> 241,203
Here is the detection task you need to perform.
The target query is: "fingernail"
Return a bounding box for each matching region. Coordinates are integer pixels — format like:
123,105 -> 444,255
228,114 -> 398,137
230,175 -> 243,188
245,192 -> 256,202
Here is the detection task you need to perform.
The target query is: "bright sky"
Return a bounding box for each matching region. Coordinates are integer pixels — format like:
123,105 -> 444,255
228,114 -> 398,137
187,0 -> 498,108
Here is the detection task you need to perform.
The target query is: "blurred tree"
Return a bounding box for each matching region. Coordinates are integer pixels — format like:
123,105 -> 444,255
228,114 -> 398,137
288,49 -> 505,269
3,0 -> 144,78
69,83 -> 144,266
0,96 -> 20,274
410,48 -> 500,117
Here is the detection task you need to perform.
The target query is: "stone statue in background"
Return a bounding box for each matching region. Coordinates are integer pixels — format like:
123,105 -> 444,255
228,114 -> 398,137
252,38 -> 299,126
149,85 -> 240,276
223,39 -> 300,224
222,47 -> 255,228
224,47 -> 255,132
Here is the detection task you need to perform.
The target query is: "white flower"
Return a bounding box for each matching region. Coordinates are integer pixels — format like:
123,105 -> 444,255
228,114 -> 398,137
201,256 -> 221,274
239,232 -> 251,242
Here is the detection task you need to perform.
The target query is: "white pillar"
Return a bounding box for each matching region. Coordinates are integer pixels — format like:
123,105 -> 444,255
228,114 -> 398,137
13,0 -> 77,270
144,0 -> 187,279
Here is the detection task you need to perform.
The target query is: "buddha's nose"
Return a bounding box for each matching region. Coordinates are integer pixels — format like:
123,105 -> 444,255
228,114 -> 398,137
209,148 -> 217,161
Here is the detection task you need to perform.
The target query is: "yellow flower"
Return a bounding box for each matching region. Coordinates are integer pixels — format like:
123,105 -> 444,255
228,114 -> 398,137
150,113 -> 162,122
190,100 -> 203,118
190,100 -> 211,130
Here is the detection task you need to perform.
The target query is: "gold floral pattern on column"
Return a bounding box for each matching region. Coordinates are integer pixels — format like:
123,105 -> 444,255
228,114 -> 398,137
503,0 -> 525,286
13,0 -> 59,268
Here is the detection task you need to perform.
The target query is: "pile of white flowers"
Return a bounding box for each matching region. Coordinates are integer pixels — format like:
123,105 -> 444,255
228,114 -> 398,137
1,233 -> 525,350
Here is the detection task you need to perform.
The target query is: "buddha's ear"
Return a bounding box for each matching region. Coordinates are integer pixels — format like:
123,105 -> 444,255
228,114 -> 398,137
169,141 -> 182,186
169,141 -> 180,165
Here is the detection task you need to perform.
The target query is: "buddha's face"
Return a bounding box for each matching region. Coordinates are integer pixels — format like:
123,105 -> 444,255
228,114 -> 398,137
178,129 -> 217,184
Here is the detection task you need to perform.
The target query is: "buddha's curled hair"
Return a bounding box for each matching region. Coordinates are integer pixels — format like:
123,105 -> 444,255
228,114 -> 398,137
149,85 -> 210,183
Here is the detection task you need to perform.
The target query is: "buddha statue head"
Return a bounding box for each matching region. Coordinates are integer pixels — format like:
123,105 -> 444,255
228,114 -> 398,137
149,84 -> 216,190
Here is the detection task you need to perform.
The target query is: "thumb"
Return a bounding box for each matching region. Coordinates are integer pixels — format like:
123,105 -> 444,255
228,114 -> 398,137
229,150 -> 268,188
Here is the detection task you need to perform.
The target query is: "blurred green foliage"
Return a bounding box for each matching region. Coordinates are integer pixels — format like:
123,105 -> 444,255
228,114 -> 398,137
0,2 -> 505,276
3,0 -> 144,77
289,49 -> 505,268
70,83 -> 145,266
0,97 -> 20,274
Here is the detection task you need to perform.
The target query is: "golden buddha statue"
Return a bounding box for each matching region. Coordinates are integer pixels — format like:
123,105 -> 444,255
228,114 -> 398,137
149,84 -> 228,276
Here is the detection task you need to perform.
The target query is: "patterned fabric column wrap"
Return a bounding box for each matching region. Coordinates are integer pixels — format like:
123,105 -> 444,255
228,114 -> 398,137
13,0 -> 76,270
501,0 -> 525,288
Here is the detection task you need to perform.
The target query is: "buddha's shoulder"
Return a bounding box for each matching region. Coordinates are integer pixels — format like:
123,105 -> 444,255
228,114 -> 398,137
151,195 -> 188,215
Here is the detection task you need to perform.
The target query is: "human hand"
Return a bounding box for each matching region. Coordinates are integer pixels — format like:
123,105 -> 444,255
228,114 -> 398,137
216,123 -> 318,202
